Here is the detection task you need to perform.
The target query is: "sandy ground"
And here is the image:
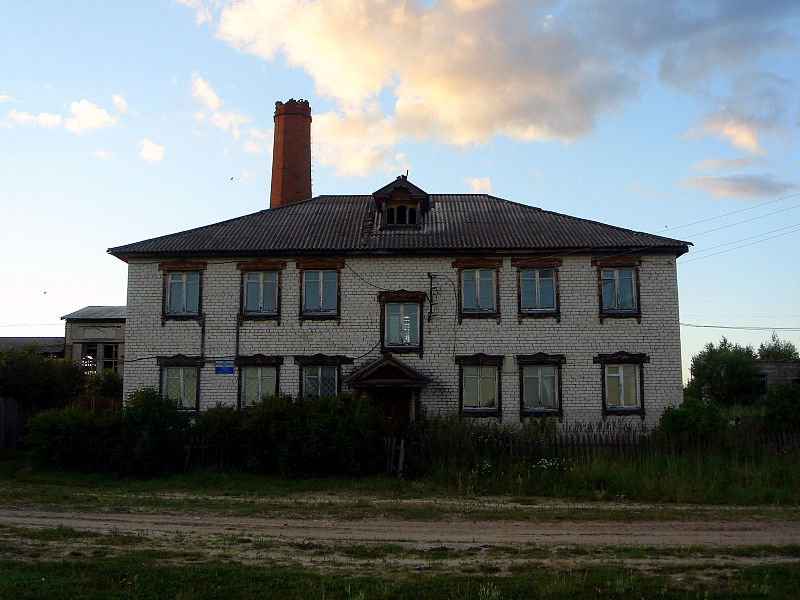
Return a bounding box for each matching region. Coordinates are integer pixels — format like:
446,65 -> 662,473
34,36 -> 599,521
1,506 -> 798,548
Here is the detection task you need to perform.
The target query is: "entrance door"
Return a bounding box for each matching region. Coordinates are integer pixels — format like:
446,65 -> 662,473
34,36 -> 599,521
368,387 -> 412,435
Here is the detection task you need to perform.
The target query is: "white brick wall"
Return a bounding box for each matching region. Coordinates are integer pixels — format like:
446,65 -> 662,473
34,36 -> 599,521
122,254 -> 683,426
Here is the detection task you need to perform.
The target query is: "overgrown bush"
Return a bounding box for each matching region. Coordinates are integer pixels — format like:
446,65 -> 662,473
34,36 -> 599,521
685,337 -> 761,406
24,408 -> 102,469
84,369 -> 123,400
656,397 -> 728,437
0,345 -> 84,409
761,382 -> 800,432
243,394 -> 389,477
114,387 -> 191,477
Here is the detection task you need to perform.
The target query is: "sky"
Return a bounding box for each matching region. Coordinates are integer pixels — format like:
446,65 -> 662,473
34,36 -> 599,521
1,0 -> 799,382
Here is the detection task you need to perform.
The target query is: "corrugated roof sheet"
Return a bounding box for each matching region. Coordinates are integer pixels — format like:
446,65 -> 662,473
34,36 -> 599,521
108,194 -> 690,258
0,337 -> 65,354
61,306 -> 127,321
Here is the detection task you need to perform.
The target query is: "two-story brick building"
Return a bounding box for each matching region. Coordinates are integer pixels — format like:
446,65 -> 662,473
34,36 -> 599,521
109,100 -> 689,427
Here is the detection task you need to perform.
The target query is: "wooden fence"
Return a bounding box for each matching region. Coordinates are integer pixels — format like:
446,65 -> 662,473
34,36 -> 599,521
66,394 -> 122,415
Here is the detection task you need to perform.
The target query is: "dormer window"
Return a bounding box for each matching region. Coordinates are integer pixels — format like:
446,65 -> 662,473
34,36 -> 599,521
372,175 -> 429,230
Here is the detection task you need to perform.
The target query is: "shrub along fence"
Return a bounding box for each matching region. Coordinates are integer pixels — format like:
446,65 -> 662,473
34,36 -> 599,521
66,394 -> 122,415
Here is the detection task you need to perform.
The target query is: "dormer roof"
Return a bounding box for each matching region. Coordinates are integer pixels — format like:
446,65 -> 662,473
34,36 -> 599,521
372,175 -> 430,213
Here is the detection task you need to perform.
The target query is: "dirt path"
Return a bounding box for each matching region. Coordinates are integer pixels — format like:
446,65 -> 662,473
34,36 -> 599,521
2,506 -> 798,547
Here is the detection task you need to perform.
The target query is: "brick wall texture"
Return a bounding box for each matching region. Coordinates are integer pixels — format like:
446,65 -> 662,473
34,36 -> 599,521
122,253 -> 683,426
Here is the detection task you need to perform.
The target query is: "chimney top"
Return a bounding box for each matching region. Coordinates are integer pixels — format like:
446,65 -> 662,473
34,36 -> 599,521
270,99 -> 312,209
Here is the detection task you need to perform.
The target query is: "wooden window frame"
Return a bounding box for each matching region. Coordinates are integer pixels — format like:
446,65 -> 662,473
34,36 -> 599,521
512,258 -> 561,321
378,290 -> 425,355
297,259 -> 343,322
593,352 -> 649,417
238,260 -> 286,322
517,353 -> 566,417
456,353 -> 503,417
294,354 -> 354,397
236,354 -> 283,409
452,259 -> 501,322
158,355 -> 202,411
592,256 -> 641,323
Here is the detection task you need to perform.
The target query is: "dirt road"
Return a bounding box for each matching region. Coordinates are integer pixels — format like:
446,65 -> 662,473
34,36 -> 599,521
1,506 -> 798,547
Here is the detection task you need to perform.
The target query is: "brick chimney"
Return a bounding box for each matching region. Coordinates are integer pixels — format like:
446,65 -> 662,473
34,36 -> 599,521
270,99 -> 312,208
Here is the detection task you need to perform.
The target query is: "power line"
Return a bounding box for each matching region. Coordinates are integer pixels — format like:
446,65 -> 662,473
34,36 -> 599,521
658,190 -> 800,234
681,202 -> 800,238
683,223 -> 800,256
681,323 -> 800,331
678,226 -> 800,264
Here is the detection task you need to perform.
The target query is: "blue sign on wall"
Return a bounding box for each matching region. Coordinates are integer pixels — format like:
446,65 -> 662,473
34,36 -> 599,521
215,360 -> 234,374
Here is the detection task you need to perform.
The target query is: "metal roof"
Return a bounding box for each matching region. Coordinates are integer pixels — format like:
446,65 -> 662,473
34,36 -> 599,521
61,306 -> 127,321
0,337 -> 65,355
108,193 -> 690,259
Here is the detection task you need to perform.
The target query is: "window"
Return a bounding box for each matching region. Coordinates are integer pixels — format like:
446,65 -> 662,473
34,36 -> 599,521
457,354 -> 503,416
166,272 -> 200,315
523,365 -> 557,409
601,268 -> 635,311
163,366 -> 198,410
520,268 -> 555,312
378,291 -> 426,352
594,352 -> 648,415
81,343 -> 98,374
302,270 -> 338,315
241,366 -> 277,407
462,269 -> 496,313
384,203 -> 418,227
102,344 -> 119,372
243,271 -> 278,315
385,303 -> 420,347
302,366 -> 338,398
605,365 -> 638,408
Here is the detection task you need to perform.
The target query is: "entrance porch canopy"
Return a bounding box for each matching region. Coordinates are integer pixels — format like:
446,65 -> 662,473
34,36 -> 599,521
345,353 -> 430,389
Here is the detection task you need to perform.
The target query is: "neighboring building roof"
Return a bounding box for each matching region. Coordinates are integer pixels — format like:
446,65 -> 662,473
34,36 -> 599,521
0,337 -> 65,355
61,306 -> 127,321
108,187 -> 690,259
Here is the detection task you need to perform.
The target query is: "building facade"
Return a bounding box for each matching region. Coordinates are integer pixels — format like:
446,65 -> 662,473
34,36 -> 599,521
109,99 -> 689,427
62,306 -> 126,376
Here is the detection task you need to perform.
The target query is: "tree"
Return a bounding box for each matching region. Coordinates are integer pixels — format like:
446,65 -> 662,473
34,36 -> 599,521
685,337 -> 761,406
758,332 -> 799,361
0,345 -> 84,409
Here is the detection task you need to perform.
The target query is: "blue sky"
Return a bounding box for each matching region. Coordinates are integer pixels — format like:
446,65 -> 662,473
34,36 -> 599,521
1,0 -> 799,380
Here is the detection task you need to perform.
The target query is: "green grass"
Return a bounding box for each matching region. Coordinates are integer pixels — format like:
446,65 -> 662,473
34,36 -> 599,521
1,555 -> 799,599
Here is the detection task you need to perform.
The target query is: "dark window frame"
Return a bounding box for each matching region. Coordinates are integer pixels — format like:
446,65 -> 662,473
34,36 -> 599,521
378,290 -> 426,355
456,353 -> 503,417
297,259 -> 344,322
512,258 -> 561,321
593,351 -> 649,416
592,256 -> 641,323
236,355 -> 283,409
452,259 -> 501,322
294,354 -> 354,398
158,355 -> 202,412
238,260 -> 286,322
517,353 -> 566,417
160,261 -> 206,321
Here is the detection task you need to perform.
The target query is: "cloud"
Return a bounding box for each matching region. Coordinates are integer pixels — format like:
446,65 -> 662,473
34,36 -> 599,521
112,94 -> 129,114
191,73 -> 223,111
682,175 -> 795,198
209,109 -> 250,139
0,92 -> 15,103
63,100 -> 117,134
626,181 -> 663,198
137,139 -> 165,164
175,0 -> 212,24
693,158 -> 764,172
7,109 -> 62,128
699,114 -> 765,155
212,0 -> 799,176
93,149 -> 113,159
243,127 -> 270,154
466,177 -> 492,194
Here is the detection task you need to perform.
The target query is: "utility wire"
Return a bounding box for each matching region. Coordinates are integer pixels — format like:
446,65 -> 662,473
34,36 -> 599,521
678,226 -> 800,263
679,223 -> 800,256
681,323 -> 800,331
